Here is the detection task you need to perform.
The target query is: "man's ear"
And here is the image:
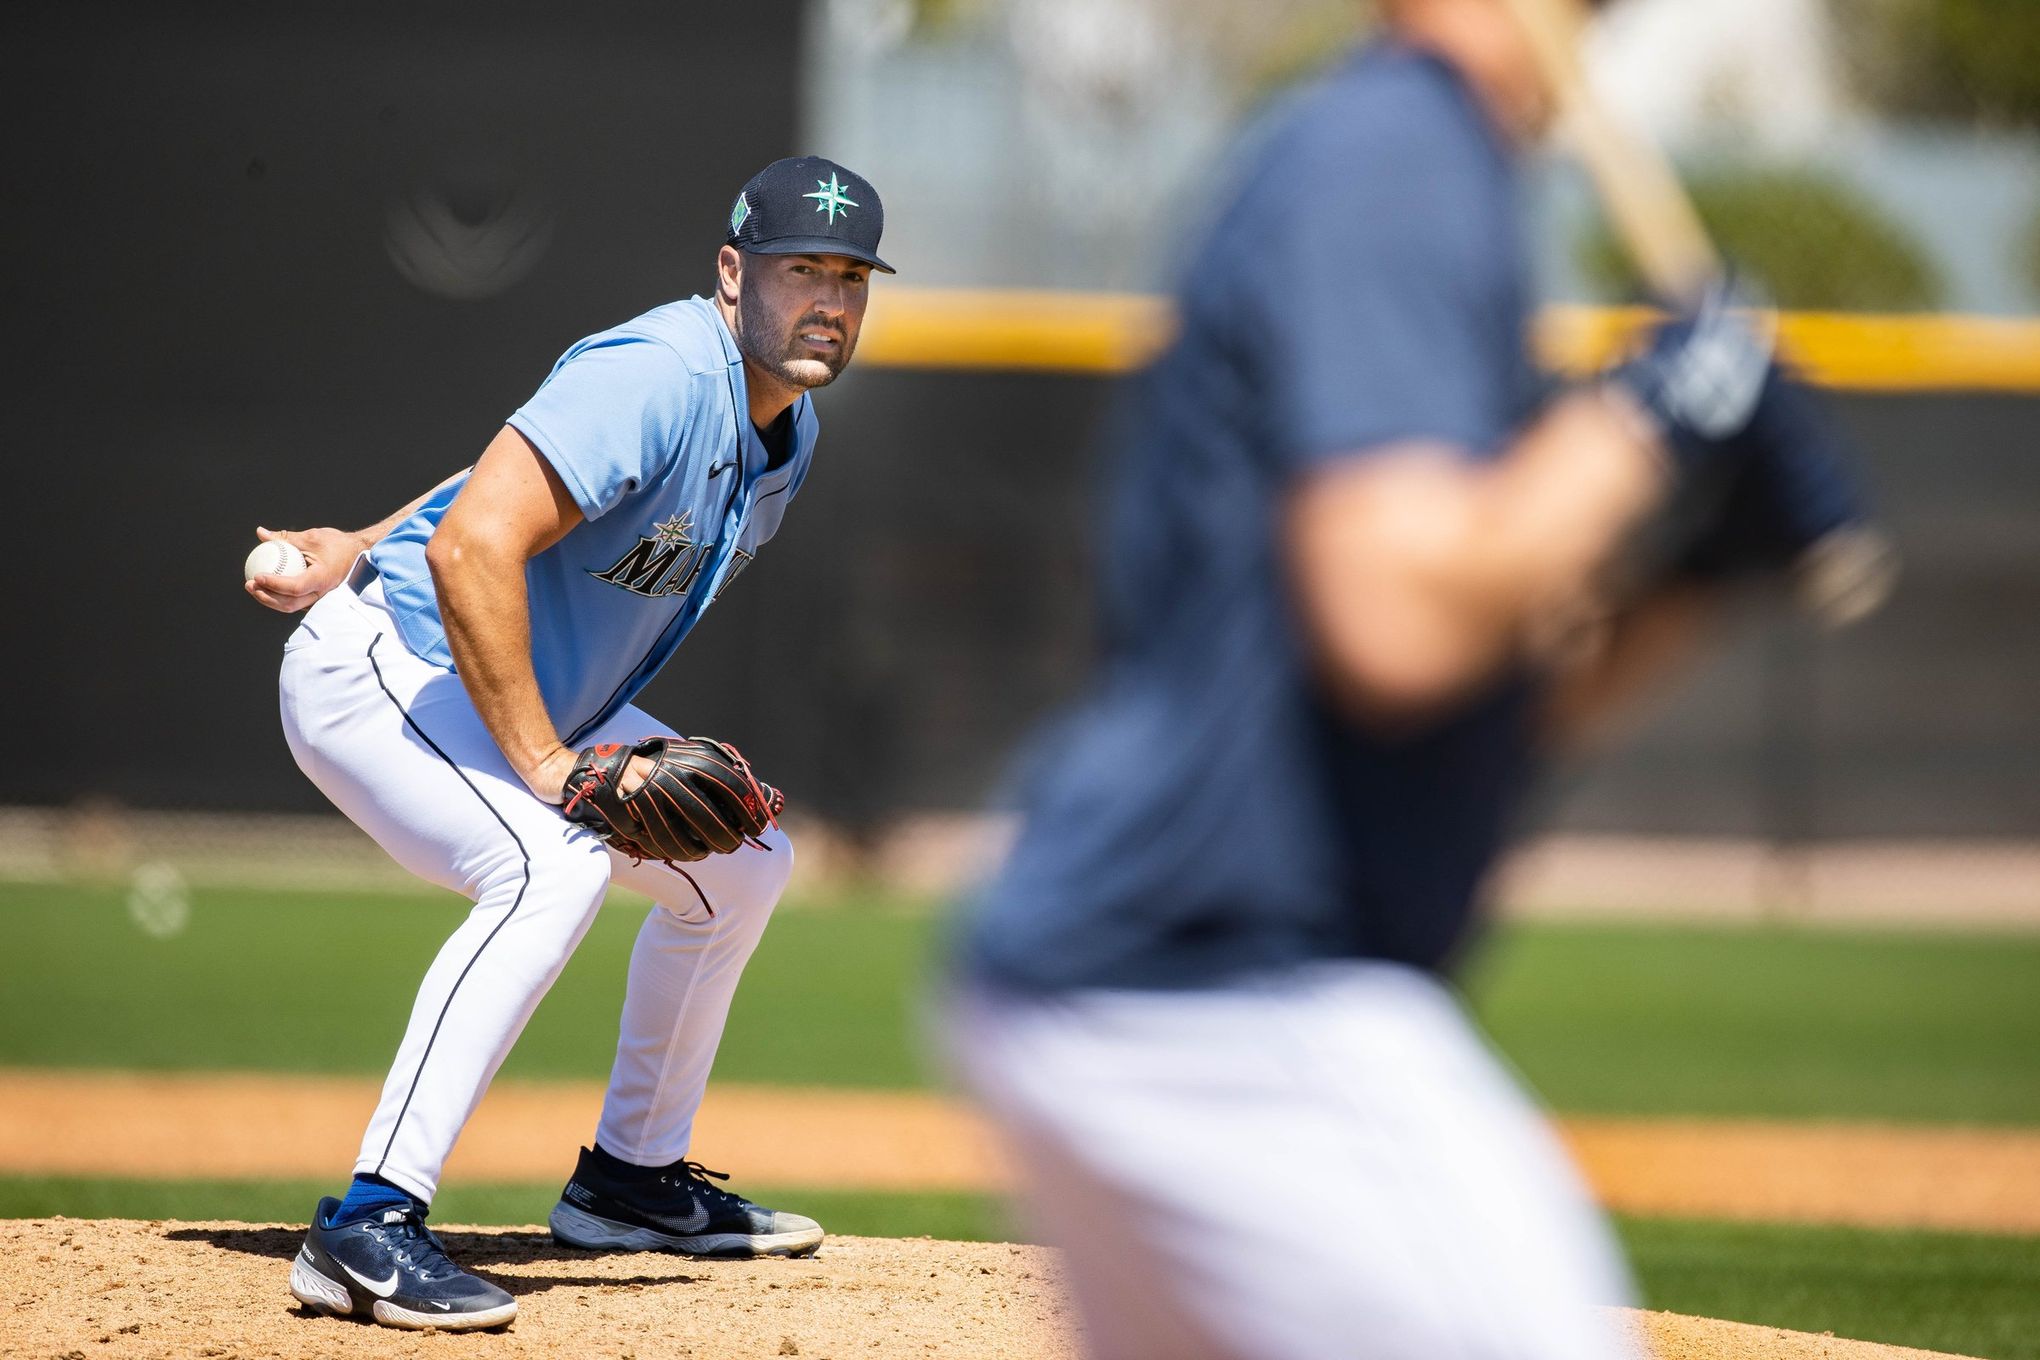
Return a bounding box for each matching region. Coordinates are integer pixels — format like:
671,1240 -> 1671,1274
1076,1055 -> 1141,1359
717,245 -> 743,305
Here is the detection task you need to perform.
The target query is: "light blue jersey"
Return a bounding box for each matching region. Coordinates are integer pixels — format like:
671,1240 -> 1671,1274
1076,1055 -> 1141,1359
369,295 -> 817,743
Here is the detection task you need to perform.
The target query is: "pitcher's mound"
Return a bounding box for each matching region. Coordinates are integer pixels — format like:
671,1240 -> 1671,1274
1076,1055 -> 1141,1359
1,1218 -> 1072,1359
1624,1310 -> 1981,1360
0,1219 -> 1976,1359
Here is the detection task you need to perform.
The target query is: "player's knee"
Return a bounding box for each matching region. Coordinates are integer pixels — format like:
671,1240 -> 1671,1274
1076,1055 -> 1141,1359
753,828 -> 796,901
728,829 -> 796,916
652,830 -> 793,925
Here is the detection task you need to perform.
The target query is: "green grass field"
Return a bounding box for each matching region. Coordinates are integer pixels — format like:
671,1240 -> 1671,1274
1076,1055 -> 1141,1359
0,882 -> 945,1087
4,881 -> 2037,1120
1465,922 -> 2040,1124
3,879 -> 2037,1356
1619,1218 -> 2040,1360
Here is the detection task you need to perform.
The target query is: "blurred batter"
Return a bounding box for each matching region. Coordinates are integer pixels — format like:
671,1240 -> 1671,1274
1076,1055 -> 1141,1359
947,1 -> 1873,1356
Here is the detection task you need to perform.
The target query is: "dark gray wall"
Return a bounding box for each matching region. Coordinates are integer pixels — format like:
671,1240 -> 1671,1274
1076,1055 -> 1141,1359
4,0 -> 802,807
4,6 -> 2034,839
697,380 -> 2040,843
1550,393 -> 2040,840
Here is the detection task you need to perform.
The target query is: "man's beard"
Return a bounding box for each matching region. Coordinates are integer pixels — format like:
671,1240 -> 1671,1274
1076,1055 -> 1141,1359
740,294 -> 852,390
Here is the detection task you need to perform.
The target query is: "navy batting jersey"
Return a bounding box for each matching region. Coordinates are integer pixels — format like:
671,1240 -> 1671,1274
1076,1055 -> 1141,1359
961,42 -> 1547,992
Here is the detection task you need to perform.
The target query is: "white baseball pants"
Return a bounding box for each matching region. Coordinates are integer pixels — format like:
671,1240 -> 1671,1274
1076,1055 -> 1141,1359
950,961 -> 1638,1360
278,577 -> 793,1203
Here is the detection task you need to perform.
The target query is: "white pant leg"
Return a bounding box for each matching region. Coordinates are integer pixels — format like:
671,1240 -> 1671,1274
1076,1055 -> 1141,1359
278,584 -> 615,1202
949,963 -> 1638,1360
580,704 -> 796,1167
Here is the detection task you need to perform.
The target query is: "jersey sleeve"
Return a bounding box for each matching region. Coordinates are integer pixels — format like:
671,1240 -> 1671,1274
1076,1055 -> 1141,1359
1240,118 -> 1507,470
507,335 -> 693,521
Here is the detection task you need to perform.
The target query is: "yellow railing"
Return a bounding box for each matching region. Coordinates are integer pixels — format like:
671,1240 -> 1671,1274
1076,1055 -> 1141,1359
858,287 -> 2040,392
856,288 -> 1173,374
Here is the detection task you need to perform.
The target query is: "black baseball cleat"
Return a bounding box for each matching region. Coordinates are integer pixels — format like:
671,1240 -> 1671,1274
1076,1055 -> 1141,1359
289,1197 -> 517,1331
549,1145 -> 825,1258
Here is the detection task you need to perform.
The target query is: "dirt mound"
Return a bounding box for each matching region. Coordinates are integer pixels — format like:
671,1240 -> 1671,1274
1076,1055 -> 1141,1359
0,1218 -> 1073,1360
0,1220 -> 1980,1360
1625,1310 -> 1982,1360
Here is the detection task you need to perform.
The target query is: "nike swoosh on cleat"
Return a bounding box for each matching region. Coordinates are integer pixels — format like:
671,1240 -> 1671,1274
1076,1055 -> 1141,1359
608,1194 -> 710,1234
662,1205 -> 712,1233
337,1259 -> 402,1298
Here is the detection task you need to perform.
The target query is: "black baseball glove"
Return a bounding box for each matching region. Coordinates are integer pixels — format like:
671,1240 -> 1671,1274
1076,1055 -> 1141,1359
562,736 -> 783,865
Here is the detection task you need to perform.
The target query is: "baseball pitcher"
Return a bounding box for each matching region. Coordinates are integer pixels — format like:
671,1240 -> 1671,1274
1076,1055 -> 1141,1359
247,157 -> 891,1331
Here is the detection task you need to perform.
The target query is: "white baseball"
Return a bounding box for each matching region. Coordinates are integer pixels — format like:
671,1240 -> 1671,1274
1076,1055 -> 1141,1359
244,539 -> 307,582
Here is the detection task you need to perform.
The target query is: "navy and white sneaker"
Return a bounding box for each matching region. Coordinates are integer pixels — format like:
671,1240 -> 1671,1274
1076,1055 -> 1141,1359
549,1146 -> 824,1258
289,1197 -> 518,1331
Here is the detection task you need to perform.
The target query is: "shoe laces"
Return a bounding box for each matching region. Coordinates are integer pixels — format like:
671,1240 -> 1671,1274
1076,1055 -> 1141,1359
657,1159 -> 747,1210
364,1209 -> 461,1282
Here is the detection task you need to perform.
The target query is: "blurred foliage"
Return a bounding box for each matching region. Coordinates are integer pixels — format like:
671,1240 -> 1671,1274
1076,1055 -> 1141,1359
1577,167 -> 1943,310
905,0 -> 2040,128
1233,3 -> 1375,106
904,0 -> 980,36
1837,0 -> 2040,126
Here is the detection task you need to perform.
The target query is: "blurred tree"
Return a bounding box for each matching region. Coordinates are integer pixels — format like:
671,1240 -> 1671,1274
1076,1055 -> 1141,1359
1234,3 -> 1375,104
905,0 -> 978,35
1835,0 -> 2040,126
1577,167 -> 1943,310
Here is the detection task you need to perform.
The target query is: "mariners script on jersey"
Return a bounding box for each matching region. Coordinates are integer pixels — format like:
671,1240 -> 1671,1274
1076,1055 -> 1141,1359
370,296 -> 817,744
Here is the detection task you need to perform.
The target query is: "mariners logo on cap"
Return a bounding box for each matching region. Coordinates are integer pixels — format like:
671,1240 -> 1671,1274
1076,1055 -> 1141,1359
803,173 -> 859,224
724,156 -> 894,274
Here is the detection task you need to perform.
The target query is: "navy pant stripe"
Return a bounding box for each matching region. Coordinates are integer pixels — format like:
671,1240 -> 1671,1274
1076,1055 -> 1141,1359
365,633 -> 533,1180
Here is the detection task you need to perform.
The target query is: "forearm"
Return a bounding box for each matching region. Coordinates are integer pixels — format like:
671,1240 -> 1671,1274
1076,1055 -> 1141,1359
424,425 -> 587,799
1466,389 -> 1664,631
430,539 -> 570,796
356,467 -> 471,552
1541,583 -> 1720,750
247,467 -> 471,615
1289,388 -> 1665,714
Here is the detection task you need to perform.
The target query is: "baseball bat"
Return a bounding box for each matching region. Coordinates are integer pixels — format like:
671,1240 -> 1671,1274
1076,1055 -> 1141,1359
1499,0 -> 1899,627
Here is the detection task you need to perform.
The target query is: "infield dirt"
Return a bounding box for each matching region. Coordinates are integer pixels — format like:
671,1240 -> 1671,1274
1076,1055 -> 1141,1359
0,1218 -> 1984,1360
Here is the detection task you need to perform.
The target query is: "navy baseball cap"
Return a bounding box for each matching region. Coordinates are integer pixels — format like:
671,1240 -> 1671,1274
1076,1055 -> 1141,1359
725,156 -> 894,273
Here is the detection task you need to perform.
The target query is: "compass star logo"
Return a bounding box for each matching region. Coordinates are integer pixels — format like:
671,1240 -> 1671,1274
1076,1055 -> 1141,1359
803,173 -> 859,224
653,512 -> 694,548
592,511 -> 710,598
